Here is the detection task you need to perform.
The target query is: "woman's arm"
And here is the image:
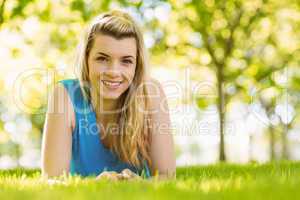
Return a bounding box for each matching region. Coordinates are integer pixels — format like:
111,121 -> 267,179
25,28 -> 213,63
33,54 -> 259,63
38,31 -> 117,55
41,83 -> 74,178
147,78 -> 176,180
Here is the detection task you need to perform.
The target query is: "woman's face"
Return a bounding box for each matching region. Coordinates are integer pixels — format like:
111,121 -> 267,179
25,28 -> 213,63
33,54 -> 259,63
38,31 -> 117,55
87,34 -> 137,100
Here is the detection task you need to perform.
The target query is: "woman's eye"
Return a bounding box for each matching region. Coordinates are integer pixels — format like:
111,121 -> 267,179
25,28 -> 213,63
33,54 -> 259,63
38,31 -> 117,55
122,59 -> 133,64
96,57 -> 107,62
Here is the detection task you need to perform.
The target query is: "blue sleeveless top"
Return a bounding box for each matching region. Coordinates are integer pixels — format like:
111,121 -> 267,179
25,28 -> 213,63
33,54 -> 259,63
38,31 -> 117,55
58,78 -> 151,179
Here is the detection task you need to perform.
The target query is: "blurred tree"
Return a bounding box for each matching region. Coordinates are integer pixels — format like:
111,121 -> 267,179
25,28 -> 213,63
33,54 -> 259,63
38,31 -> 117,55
165,0 -> 300,161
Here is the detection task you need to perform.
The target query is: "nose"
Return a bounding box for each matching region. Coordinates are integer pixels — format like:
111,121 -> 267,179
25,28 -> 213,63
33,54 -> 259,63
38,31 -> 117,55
105,60 -> 121,78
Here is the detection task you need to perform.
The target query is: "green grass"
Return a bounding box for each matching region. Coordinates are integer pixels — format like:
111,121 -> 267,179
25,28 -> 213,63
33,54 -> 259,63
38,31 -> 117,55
1,161 -> 300,199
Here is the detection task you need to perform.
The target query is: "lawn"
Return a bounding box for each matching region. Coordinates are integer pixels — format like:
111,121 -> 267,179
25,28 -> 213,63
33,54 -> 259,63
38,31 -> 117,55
0,161 -> 299,199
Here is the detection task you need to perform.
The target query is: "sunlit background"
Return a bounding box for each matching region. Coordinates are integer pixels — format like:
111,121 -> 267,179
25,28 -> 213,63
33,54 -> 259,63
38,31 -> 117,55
0,0 -> 299,169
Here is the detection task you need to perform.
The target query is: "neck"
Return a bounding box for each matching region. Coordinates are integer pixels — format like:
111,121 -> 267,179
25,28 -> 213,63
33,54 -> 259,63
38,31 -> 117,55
90,89 -> 120,122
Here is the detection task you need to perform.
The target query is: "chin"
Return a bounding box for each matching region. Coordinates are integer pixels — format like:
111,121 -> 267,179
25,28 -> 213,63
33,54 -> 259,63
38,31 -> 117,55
101,93 -> 122,100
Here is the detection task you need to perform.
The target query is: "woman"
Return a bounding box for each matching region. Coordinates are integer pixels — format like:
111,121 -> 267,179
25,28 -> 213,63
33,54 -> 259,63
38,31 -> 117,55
41,10 -> 176,180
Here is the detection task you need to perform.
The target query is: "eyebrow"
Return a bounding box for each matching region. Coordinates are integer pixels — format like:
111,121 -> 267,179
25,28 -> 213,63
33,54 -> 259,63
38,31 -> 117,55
96,52 -> 135,59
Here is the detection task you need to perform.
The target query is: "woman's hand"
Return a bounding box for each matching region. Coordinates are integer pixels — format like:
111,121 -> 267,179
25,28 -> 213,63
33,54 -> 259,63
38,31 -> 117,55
120,168 -> 142,180
96,169 -> 142,181
96,171 -> 123,181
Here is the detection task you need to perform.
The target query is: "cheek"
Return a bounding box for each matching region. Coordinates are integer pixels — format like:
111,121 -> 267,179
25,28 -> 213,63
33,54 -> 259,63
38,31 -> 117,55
128,65 -> 136,79
124,68 -> 136,84
88,61 -> 103,78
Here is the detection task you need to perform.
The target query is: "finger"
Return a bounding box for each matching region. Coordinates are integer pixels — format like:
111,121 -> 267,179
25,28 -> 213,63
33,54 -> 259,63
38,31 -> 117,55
96,171 -> 114,180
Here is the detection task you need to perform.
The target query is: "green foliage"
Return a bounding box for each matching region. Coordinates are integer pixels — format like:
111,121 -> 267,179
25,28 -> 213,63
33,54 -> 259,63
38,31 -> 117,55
10,0 -> 33,18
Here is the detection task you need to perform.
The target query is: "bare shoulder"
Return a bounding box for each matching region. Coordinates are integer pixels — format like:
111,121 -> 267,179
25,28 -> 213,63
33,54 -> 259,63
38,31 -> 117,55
146,77 -> 167,111
48,83 -> 66,113
146,77 -> 163,93
47,82 -> 75,131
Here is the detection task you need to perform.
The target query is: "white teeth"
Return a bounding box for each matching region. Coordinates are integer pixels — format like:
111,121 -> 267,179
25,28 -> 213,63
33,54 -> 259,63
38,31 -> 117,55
102,80 -> 122,87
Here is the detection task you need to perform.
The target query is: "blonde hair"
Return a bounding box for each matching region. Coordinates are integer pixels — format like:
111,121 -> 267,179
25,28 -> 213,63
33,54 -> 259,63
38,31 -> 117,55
75,10 -> 152,170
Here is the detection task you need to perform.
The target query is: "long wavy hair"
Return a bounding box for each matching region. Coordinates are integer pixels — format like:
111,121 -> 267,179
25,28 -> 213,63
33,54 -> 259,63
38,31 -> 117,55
75,10 -> 152,170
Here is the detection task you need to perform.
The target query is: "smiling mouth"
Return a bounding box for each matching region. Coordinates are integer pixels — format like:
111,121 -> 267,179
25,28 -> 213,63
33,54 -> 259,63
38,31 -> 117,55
101,80 -> 123,88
